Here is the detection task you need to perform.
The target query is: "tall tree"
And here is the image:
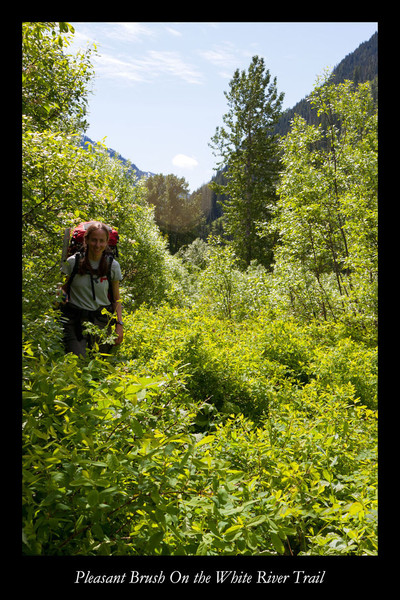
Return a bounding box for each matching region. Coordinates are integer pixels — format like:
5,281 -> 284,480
145,174 -> 203,253
209,56 -> 284,268
271,76 -> 377,331
22,22 -> 94,134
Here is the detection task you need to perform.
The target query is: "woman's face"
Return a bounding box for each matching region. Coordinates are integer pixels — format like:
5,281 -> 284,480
87,229 -> 108,260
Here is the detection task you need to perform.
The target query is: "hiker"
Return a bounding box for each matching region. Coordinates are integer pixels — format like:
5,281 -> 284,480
60,221 -> 123,357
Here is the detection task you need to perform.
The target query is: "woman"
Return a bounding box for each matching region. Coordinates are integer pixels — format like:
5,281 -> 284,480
60,221 -> 123,357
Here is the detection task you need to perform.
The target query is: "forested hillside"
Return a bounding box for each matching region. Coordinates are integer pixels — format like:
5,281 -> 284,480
22,22 -> 378,560
274,32 -> 378,138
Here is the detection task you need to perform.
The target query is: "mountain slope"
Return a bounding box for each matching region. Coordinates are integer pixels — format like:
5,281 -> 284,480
80,135 -> 154,180
274,32 -> 377,137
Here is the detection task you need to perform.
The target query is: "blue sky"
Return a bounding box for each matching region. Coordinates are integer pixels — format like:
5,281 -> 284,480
70,21 -> 378,192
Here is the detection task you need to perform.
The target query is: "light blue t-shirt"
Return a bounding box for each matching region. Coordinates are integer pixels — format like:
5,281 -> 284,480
62,254 -> 122,311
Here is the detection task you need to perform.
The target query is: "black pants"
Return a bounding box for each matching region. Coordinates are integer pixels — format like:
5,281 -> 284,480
60,303 -> 114,358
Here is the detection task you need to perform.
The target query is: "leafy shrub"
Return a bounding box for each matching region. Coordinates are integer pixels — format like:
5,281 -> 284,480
261,318 -> 315,384
177,237 -> 210,271
120,305 -> 271,420
310,337 -> 377,409
199,239 -> 243,320
22,338 -> 377,556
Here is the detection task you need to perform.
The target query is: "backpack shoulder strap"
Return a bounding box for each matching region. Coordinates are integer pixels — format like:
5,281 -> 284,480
64,253 -> 80,300
107,255 -> 115,305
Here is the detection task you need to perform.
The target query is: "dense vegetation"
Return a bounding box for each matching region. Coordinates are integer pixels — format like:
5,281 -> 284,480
22,22 -> 378,557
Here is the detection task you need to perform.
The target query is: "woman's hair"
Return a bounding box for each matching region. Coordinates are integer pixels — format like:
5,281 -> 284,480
78,221 -> 110,277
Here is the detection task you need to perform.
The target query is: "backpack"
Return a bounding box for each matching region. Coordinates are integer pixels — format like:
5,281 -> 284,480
63,221 -> 119,260
61,221 -> 119,304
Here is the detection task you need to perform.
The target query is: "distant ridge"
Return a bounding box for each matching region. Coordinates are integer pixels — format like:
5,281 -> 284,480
80,135 -> 155,180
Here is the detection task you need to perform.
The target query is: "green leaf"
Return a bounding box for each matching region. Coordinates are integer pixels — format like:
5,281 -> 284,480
225,524 -> 243,534
107,453 -> 120,470
87,489 -> 99,507
270,533 -> 285,554
70,477 -> 95,487
322,469 -> 332,482
40,491 -> 59,506
195,435 -> 215,448
349,502 -> 363,515
147,531 -> 164,553
92,522 -> 104,541
131,419 -> 144,438
246,515 -> 267,528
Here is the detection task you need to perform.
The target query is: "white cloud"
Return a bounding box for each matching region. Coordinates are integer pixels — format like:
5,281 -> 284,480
165,26 -> 182,37
94,54 -> 147,82
198,41 -> 254,77
105,22 -> 155,42
92,49 -> 203,85
69,22 -> 204,85
198,42 -> 237,68
147,51 -> 203,84
199,48 -> 233,68
172,154 -> 199,169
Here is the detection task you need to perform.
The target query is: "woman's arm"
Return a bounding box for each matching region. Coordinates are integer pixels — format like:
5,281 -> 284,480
112,280 -> 123,345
